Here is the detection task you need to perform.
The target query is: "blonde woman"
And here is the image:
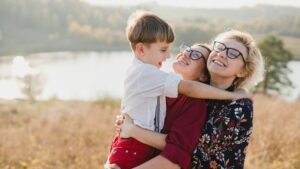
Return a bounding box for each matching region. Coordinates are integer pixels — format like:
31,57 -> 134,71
191,30 -> 264,169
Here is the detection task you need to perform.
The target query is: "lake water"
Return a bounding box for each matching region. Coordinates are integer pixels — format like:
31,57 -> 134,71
0,51 -> 299,101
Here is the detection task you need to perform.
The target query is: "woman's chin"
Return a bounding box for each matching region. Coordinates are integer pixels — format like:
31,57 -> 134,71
172,63 -> 182,73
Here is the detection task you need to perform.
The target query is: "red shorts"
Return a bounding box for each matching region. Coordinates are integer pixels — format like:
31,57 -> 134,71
108,135 -> 155,169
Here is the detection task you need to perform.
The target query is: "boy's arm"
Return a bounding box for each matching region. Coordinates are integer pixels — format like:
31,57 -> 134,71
178,80 -> 246,100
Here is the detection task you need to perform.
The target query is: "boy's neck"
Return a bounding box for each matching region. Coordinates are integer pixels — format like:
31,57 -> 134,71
133,52 -> 145,63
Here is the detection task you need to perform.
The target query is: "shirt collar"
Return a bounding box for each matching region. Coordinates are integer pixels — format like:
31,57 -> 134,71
132,57 -> 144,65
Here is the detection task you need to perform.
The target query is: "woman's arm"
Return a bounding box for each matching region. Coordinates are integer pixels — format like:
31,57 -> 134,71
106,155 -> 180,169
178,80 -> 249,100
129,124 -> 167,150
119,97 -> 207,169
119,114 -> 167,150
133,155 -> 180,169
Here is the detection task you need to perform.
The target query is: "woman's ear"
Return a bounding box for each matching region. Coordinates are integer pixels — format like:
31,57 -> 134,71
236,69 -> 248,78
198,73 -> 208,83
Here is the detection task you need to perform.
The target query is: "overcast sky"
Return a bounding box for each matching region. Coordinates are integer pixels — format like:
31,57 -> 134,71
83,0 -> 300,8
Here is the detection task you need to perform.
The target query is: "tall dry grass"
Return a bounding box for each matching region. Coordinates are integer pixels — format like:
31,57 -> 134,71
245,94 -> 300,169
0,94 -> 299,169
0,99 -> 120,169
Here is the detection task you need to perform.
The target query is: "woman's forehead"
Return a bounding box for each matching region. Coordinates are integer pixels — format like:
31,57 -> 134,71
215,38 -> 247,55
191,45 -> 209,53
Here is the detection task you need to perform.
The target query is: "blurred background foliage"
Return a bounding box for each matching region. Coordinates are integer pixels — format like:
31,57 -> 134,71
1,0 -> 300,59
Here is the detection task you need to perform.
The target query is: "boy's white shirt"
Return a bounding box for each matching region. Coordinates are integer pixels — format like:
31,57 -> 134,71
121,58 -> 181,131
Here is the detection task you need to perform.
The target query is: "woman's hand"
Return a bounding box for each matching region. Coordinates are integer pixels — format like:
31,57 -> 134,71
115,113 -> 135,138
115,114 -> 125,133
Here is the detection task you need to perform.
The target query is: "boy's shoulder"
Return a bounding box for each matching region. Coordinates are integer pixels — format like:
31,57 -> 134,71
129,60 -> 161,74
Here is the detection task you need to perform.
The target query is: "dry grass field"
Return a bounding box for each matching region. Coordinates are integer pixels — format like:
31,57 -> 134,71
0,94 -> 299,169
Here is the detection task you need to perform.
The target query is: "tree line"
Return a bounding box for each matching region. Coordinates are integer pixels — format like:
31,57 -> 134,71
0,0 -> 300,56
0,0 -> 296,95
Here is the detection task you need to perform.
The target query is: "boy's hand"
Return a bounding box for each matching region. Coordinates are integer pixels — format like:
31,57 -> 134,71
234,88 -> 252,100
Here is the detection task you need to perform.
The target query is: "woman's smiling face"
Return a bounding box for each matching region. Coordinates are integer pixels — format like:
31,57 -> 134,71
207,39 -> 248,79
173,45 -> 210,81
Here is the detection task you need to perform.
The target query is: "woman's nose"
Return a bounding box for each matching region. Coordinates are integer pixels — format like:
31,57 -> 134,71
182,51 -> 190,58
217,50 -> 227,59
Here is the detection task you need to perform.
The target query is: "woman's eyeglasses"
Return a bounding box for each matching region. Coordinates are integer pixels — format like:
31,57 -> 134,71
213,41 -> 246,63
179,44 -> 205,61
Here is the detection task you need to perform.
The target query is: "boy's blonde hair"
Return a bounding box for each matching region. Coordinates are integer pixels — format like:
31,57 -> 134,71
126,10 -> 175,50
213,30 -> 265,89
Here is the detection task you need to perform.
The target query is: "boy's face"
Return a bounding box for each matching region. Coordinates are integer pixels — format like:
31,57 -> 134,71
173,45 -> 209,81
141,42 -> 171,68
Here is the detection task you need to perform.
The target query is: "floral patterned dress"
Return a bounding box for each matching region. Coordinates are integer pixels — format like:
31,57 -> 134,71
191,86 -> 253,169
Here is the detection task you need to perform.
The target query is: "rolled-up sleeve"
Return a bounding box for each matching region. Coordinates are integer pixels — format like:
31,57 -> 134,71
160,98 -> 207,169
163,73 -> 181,98
137,65 -> 181,98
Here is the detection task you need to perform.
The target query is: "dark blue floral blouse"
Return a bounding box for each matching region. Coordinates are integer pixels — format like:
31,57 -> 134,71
192,86 -> 253,169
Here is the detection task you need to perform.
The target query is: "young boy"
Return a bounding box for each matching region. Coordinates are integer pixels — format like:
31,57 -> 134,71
106,10 -> 246,169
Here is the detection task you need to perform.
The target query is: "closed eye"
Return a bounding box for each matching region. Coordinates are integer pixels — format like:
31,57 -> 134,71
161,49 -> 167,52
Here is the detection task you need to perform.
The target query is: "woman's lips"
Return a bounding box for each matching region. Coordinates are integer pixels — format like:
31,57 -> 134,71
212,59 -> 226,67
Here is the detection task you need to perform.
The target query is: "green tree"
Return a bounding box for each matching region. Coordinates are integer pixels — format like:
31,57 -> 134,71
257,34 -> 293,94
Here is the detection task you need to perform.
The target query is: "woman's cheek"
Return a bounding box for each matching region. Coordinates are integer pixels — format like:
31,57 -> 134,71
172,62 -> 181,73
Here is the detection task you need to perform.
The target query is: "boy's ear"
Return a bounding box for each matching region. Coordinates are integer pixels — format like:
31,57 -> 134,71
135,43 -> 145,56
